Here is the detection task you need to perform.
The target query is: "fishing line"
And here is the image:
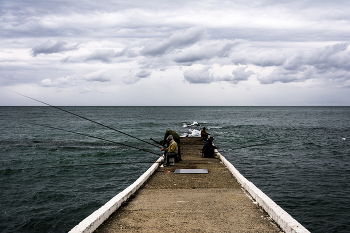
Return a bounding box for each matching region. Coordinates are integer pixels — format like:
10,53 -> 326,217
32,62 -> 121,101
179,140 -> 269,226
12,91 -> 162,148
28,122 -> 162,156
1,161 -> 218,172
1,161 -> 163,171
218,141 -> 287,152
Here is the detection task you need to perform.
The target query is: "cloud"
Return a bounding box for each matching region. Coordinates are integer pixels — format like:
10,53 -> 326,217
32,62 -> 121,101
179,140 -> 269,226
218,67 -> 254,84
123,69 -> 152,84
174,40 -> 241,63
40,70 -> 110,87
256,42 -> 350,84
258,66 -> 315,84
135,70 -> 151,78
183,65 -> 254,84
85,49 -> 116,63
141,27 -> 206,56
283,42 -> 350,71
3,0 -> 350,106
31,40 -> 79,57
115,48 -> 138,58
183,66 -> 215,84
231,48 -> 287,67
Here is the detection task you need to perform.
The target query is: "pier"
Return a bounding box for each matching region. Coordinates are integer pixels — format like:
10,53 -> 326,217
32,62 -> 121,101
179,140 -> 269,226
94,137 -> 285,232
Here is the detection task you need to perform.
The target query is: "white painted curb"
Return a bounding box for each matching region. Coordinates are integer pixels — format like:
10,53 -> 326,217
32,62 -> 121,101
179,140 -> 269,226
217,150 -> 310,233
68,156 -> 163,233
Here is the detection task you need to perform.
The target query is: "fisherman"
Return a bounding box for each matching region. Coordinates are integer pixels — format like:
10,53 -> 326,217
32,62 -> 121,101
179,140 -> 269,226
201,127 -> 210,141
162,129 -> 181,161
202,137 -> 219,158
161,135 -> 178,166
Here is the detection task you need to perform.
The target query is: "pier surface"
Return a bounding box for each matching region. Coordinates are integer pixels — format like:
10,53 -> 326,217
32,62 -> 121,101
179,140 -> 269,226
95,137 -> 282,232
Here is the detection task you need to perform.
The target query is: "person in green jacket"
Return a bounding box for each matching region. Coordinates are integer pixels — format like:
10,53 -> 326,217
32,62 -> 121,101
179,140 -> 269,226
162,130 -> 181,162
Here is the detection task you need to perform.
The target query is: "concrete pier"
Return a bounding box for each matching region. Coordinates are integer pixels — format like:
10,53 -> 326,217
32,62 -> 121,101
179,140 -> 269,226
94,137 -> 284,232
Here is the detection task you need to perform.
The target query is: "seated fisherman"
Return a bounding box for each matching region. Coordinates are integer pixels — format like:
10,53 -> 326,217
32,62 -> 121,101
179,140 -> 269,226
202,137 -> 219,158
162,129 -> 181,162
201,127 -> 210,141
161,135 -> 178,166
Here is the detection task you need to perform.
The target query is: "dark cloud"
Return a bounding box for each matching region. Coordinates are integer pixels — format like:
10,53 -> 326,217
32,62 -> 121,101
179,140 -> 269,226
141,27 -> 206,56
31,40 -> 79,57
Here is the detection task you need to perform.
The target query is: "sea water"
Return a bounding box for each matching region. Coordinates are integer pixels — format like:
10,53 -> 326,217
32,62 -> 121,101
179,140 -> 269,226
0,106 -> 349,233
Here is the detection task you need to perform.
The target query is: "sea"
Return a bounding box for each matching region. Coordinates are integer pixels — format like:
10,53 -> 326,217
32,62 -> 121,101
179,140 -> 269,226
0,106 -> 349,233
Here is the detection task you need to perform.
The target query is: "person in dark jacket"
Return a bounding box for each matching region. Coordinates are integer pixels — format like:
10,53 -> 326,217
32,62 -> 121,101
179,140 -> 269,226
202,137 -> 218,158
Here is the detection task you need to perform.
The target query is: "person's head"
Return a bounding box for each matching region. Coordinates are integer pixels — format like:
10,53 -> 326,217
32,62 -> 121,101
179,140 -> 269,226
203,127 -> 206,130
166,135 -> 173,141
210,137 -> 214,141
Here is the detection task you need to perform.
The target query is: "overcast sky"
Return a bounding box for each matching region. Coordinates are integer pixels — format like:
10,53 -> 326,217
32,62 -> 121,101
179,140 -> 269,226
1,0 -> 350,106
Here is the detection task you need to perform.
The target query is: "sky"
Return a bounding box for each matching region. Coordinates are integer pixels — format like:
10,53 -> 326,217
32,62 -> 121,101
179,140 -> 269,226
1,0 -> 350,106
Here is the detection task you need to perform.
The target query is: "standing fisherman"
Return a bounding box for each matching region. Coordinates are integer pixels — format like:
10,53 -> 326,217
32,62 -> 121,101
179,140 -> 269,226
161,135 -> 178,166
162,130 -> 182,161
201,127 -> 210,141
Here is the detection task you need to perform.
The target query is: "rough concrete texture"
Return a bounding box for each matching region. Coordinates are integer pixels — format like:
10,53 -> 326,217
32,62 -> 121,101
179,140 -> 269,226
95,137 -> 282,233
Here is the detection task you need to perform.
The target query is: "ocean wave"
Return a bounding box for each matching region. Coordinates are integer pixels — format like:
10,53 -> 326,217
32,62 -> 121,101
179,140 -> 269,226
182,121 -> 201,127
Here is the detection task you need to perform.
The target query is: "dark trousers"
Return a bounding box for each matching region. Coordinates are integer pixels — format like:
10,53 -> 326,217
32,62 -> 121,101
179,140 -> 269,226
164,152 -> 176,164
203,148 -> 215,158
174,139 -> 181,161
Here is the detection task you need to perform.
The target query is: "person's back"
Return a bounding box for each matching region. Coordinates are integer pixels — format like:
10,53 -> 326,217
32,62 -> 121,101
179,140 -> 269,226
202,137 -> 218,158
164,130 -> 180,143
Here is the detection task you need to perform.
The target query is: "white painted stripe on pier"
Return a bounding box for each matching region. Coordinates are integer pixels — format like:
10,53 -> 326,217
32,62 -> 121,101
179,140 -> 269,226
217,150 -> 310,233
68,157 -> 163,233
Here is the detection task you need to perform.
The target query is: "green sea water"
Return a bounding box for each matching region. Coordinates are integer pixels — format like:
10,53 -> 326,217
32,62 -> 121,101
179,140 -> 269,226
0,106 -> 349,232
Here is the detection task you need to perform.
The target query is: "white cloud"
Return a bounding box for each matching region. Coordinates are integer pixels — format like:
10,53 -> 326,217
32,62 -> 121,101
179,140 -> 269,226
40,70 -> 110,87
123,69 -> 152,84
183,66 -> 215,84
220,67 -> 254,84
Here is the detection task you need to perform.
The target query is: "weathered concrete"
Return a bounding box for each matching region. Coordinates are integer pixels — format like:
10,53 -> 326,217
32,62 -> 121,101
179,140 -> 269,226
95,137 -> 284,232
69,157 -> 163,233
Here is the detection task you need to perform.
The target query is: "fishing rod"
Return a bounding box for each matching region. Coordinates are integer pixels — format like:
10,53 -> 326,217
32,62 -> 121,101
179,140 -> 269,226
12,91 -> 162,148
150,138 -> 162,145
28,122 -> 162,156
